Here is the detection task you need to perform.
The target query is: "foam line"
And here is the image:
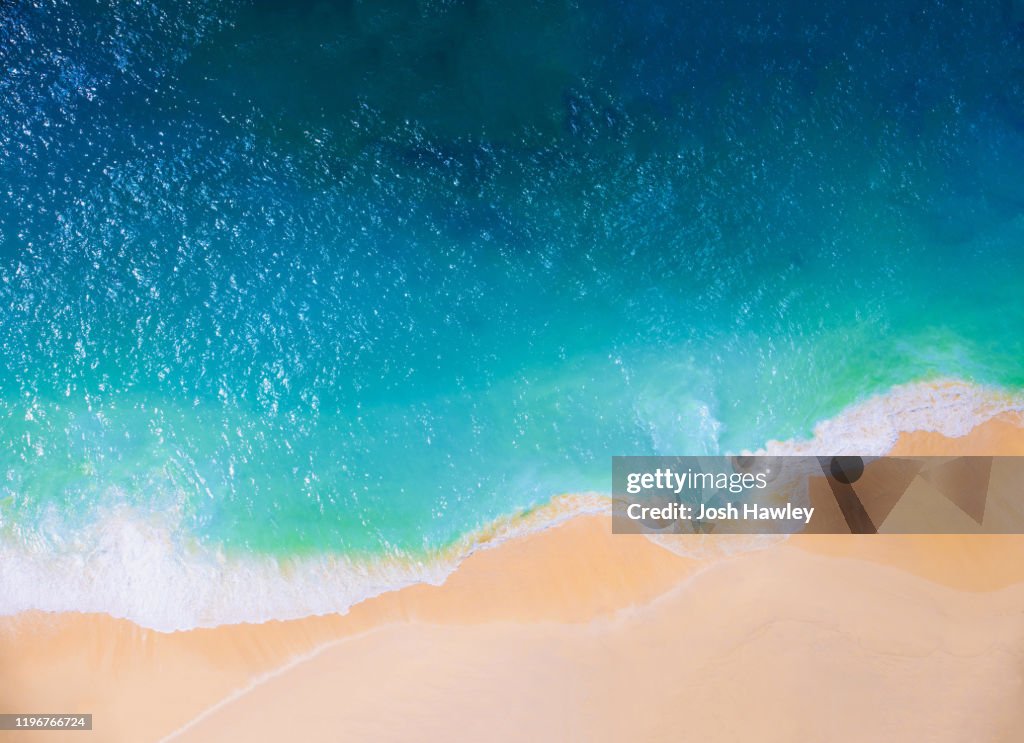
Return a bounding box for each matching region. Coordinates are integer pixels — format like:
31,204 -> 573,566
1,380 -> 1020,631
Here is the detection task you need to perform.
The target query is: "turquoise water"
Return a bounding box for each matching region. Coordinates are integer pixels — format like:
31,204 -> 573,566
2,0 -> 1024,564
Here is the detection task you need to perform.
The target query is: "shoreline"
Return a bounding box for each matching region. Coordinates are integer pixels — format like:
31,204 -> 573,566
2,392 -> 1024,740
2,378 -> 1023,632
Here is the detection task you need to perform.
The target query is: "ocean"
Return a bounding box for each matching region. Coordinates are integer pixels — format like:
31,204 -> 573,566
1,0 -> 1023,629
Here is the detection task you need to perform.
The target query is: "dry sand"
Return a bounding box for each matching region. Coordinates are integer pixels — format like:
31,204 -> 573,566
2,412 -> 1024,742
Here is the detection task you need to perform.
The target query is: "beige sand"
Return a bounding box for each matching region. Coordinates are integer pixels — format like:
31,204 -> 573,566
2,412 -> 1024,742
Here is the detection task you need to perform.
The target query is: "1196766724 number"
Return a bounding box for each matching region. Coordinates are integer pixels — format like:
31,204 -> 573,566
0,714 -> 92,731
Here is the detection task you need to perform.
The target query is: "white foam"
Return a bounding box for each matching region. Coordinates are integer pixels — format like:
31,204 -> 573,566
756,379 -> 1024,456
0,493 -> 608,632
1,379 -> 1020,631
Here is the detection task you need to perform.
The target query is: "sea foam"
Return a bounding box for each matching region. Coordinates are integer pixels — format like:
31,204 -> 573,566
1,379 -> 1020,631
758,379 -> 1024,457
0,492 -> 607,632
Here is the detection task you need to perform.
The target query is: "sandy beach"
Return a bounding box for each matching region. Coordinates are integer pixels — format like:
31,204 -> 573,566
3,412 -> 1024,743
